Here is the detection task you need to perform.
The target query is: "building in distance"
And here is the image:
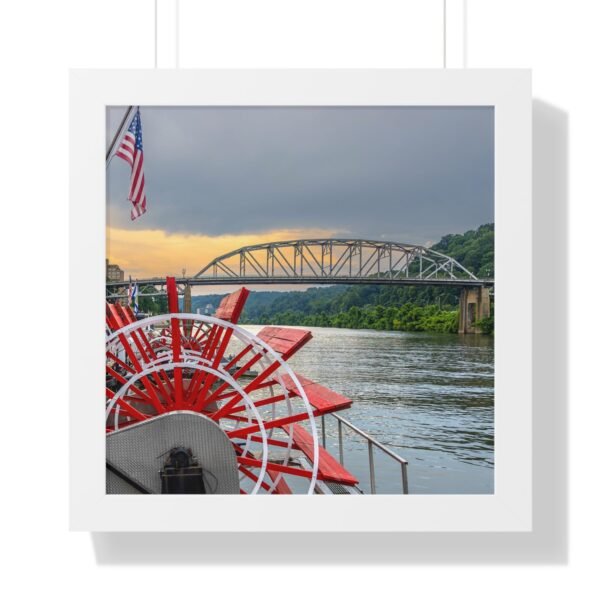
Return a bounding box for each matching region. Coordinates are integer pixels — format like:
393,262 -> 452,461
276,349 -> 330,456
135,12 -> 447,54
196,303 -> 215,315
106,258 -> 124,282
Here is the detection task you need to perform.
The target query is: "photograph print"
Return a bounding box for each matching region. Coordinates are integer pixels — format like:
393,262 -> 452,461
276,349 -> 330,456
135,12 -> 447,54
105,104 -> 494,496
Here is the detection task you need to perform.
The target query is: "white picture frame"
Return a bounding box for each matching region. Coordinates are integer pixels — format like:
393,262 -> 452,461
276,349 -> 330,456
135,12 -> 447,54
70,69 -> 531,532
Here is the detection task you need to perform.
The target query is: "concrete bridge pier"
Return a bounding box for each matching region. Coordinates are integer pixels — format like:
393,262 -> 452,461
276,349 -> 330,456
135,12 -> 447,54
458,287 -> 491,334
183,284 -> 193,336
183,284 -> 192,313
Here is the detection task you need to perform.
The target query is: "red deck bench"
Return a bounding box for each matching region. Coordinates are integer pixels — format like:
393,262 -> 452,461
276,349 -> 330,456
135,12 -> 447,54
215,287 -> 250,324
280,373 -> 353,416
257,327 -> 313,360
283,423 -> 359,486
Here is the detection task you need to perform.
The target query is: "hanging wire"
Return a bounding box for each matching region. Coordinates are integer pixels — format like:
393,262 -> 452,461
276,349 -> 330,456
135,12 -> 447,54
443,1 -> 468,69
154,0 -> 158,68
154,0 -> 180,68
443,0 -> 447,68
463,0 -> 468,68
175,0 -> 180,68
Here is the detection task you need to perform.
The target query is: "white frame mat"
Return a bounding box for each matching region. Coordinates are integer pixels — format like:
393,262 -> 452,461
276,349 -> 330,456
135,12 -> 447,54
70,69 -> 531,532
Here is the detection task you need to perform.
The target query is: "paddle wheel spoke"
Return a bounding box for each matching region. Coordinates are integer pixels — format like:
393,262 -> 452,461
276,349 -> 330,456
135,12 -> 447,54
184,324 -> 226,405
106,351 -> 136,375
227,412 -> 311,439
237,456 -> 319,481
108,401 -> 149,422
238,465 -> 277,493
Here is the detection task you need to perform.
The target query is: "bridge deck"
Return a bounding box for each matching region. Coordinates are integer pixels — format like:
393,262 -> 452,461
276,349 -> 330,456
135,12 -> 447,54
107,276 -> 492,297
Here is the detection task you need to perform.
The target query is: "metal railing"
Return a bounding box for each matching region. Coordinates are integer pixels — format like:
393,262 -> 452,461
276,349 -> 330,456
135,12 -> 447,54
321,413 -> 409,494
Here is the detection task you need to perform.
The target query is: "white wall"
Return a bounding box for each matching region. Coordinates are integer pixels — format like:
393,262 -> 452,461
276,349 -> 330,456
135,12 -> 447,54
1,0 -> 596,597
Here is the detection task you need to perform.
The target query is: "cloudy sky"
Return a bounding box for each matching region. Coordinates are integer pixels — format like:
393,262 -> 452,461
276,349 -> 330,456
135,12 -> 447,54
106,106 -> 493,279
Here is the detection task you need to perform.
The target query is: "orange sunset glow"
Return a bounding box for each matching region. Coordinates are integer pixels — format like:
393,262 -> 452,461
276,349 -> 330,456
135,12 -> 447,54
106,226 -> 338,279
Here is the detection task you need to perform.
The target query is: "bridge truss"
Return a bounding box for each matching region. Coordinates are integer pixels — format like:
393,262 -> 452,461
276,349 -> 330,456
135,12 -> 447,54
106,239 -> 490,299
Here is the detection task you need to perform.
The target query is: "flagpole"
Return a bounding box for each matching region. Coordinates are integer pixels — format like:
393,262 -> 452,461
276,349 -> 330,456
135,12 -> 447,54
106,105 -> 136,168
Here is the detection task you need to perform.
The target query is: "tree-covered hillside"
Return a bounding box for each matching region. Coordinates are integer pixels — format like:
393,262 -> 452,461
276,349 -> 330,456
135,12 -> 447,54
433,223 -> 494,279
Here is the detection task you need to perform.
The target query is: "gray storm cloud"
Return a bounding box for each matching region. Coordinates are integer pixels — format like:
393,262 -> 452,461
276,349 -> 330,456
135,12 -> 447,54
107,106 -> 493,245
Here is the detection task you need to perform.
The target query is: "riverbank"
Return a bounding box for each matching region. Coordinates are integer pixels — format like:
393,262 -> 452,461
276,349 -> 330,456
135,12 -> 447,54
242,302 -> 494,335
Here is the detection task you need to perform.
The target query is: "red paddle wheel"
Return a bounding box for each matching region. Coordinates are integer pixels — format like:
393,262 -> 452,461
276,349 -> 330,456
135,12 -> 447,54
105,277 -> 358,494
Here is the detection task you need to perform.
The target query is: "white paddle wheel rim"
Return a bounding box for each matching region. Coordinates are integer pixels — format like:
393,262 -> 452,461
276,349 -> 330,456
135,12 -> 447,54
106,313 -> 320,495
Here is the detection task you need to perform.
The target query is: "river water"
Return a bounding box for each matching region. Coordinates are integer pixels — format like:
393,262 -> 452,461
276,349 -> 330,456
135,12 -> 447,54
246,325 -> 494,494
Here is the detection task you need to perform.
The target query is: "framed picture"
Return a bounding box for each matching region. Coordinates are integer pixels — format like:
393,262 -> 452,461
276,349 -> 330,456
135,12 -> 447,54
70,69 -> 531,531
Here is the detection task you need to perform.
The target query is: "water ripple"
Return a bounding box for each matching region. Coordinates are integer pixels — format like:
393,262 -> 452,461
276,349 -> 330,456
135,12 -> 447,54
246,325 -> 494,494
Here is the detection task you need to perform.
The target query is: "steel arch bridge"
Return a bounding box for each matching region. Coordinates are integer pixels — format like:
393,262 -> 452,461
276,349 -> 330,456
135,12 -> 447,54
106,238 -> 492,299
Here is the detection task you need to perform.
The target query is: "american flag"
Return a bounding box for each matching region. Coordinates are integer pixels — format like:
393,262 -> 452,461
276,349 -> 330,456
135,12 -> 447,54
115,108 -> 147,220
